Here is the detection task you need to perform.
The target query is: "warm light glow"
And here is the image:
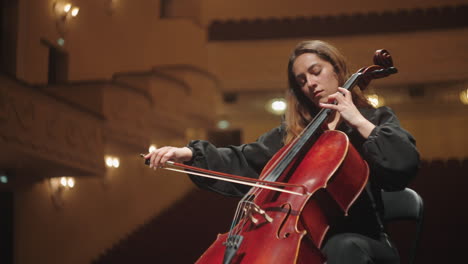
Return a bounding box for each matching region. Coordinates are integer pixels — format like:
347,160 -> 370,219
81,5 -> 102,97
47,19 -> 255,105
266,98 -> 287,115
70,7 -> 79,17
49,176 -> 75,208
368,97 -> 379,107
53,2 -> 79,20
272,101 -> 286,111
67,178 -> 75,188
460,89 -> 468,105
148,145 -> 157,153
105,156 -> 120,168
366,94 -> 385,107
112,158 -> 120,168
105,157 -> 113,167
217,120 -> 230,130
63,3 -> 72,13
60,177 -> 68,187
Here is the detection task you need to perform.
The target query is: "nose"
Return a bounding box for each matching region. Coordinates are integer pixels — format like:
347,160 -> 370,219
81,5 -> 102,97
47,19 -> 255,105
305,74 -> 317,90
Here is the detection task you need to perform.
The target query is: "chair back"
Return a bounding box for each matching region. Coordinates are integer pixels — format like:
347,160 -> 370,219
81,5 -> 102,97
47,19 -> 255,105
381,188 -> 424,264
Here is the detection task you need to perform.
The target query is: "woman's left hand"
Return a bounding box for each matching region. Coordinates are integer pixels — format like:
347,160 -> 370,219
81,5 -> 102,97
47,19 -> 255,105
319,87 -> 375,138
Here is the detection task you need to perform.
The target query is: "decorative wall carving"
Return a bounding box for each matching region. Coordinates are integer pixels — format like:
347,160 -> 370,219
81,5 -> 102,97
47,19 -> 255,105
98,82 -> 156,153
111,68 -> 218,138
0,77 -> 105,177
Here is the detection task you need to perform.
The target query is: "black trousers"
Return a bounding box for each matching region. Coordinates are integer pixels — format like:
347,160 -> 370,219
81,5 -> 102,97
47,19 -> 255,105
321,233 -> 399,264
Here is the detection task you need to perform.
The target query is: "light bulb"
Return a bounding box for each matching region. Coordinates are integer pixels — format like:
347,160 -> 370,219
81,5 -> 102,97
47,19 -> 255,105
63,3 -> 72,13
67,178 -> 75,188
105,157 -> 113,167
266,98 -> 287,115
112,158 -> 120,168
60,177 -> 67,187
71,7 -> 79,17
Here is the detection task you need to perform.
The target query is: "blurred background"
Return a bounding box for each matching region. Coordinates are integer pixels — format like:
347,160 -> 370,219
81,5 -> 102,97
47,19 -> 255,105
0,0 -> 467,263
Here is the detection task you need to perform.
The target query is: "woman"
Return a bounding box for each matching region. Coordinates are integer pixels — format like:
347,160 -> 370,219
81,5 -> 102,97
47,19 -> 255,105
145,40 -> 420,263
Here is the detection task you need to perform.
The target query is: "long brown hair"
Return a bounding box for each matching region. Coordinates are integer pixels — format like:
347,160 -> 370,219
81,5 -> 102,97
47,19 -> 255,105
284,40 -> 372,144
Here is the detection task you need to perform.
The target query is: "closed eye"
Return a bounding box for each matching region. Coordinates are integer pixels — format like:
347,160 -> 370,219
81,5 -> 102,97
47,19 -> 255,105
310,65 -> 322,76
296,75 -> 306,87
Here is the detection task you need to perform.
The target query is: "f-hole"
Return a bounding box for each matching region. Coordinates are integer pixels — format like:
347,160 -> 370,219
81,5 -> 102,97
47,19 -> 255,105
277,203 -> 292,239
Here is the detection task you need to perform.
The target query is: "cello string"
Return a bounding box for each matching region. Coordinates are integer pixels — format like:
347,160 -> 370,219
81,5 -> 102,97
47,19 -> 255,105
227,189 -> 254,241
226,75 -> 363,245
228,94 -> 334,239
262,73 -> 361,184
230,208 -> 249,246
229,188 -> 266,241
227,70 -> 383,244
256,137 -> 299,182
222,97 -> 328,241
227,197 -> 245,241
208,66 -> 394,255
227,192 -> 255,241
231,200 -> 251,243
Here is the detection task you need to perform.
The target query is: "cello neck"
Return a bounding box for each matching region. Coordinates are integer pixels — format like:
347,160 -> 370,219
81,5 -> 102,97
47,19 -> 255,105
263,72 -> 362,183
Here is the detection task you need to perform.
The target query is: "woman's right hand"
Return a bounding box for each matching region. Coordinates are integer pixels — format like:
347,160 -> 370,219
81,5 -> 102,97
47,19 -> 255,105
144,147 -> 193,169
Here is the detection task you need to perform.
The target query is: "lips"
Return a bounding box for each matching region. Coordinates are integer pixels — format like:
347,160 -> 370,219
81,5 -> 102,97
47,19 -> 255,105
313,90 -> 323,97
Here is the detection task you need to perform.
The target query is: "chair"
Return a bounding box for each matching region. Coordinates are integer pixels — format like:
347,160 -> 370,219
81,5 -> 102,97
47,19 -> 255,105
381,188 -> 424,264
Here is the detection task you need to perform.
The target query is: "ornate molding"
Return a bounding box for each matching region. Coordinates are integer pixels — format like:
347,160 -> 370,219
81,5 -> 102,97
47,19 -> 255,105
209,5 -> 468,41
152,64 -> 222,92
103,86 -> 152,150
114,70 -> 192,95
0,77 -> 105,177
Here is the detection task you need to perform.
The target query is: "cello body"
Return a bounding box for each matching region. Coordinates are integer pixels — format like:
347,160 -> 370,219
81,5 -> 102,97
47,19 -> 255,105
195,130 -> 369,264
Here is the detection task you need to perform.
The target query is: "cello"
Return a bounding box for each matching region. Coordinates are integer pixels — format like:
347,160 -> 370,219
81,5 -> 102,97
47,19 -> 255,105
144,49 -> 397,263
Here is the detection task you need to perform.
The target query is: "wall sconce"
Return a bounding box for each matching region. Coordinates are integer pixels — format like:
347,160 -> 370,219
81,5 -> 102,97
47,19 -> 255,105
53,2 -> 80,20
49,176 -> 76,209
53,1 -> 80,37
105,156 -> 120,168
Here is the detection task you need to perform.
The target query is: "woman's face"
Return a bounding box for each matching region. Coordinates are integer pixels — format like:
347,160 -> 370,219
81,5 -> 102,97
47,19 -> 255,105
292,53 -> 339,107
